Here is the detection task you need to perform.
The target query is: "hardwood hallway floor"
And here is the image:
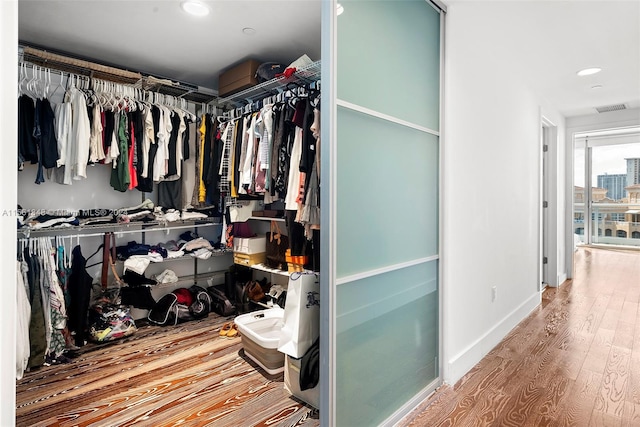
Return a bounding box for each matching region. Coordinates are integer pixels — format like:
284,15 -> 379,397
400,247 -> 640,427
16,311 -> 319,426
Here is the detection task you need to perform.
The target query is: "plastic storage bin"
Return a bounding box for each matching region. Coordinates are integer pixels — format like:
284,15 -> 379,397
234,307 -> 285,375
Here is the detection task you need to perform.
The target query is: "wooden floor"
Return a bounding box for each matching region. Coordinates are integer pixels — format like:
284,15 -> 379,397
400,246 -> 640,427
16,312 -> 319,427
17,247 -> 640,426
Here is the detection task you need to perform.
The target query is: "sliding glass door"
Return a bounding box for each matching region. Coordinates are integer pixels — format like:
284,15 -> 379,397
574,129 -> 640,247
322,0 -> 443,425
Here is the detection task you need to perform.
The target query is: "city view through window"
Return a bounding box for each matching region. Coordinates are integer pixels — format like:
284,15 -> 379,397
574,142 -> 640,246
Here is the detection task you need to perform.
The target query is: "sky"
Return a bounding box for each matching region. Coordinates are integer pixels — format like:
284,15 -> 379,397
574,142 -> 640,188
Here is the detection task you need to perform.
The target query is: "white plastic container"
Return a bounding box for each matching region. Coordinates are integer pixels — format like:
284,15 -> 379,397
234,307 -> 285,375
232,236 -> 267,254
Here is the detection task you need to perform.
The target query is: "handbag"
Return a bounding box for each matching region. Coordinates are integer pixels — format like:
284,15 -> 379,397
265,221 -> 289,270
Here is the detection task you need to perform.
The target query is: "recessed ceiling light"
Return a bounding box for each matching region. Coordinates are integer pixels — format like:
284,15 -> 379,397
591,84 -> 603,90
577,67 -> 602,77
337,3 -> 344,15
181,1 -> 209,17
242,27 -> 256,36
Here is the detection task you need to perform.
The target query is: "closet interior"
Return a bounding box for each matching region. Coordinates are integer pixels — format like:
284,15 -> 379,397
15,2 -> 323,424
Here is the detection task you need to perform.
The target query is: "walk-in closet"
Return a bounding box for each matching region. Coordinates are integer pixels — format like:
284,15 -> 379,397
10,1 -> 444,425
15,1 -> 322,425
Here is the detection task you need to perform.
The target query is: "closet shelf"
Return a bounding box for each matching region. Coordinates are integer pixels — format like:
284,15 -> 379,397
130,270 -> 227,290
216,60 -> 321,107
18,218 -> 223,238
248,263 -> 303,277
119,249 -> 232,265
247,216 -> 286,223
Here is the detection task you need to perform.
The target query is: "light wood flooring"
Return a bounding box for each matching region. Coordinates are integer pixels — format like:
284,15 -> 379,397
400,246 -> 640,427
16,311 -> 319,427
17,246 -> 640,426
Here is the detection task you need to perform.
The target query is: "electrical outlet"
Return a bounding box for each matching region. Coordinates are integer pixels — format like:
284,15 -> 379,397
491,286 -> 497,302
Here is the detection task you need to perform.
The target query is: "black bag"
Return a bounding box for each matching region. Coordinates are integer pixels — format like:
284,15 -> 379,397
148,293 -> 180,326
207,286 -> 236,316
300,337 -> 320,391
265,221 -> 289,270
255,62 -> 283,82
148,289 -> 199,326
234,281 -> 252,314
189,285 -> 212,319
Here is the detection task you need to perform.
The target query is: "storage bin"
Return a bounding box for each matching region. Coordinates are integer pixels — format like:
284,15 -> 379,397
233,252 -> 266,266
233,236 -> 266,254
235,307 -> 285,375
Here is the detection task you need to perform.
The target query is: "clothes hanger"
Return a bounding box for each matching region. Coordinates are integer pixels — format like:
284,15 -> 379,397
18,63 -> 26,97
50,69 -> 65,99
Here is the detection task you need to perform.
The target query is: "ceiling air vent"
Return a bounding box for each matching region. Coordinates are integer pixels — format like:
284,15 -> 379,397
595,103 -> 627,113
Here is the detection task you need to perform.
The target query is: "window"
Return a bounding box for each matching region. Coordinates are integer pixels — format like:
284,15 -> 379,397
617,230 -> 627,238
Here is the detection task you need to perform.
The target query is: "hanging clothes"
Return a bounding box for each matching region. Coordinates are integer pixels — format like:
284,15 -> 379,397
88,104 -> 105,163
67,245 -> 93,347
127,111 -> 139,190
18,94 -> 38,170
16,260 -> 31,380
65,84 -> 91,181
182,119 -> 198,209
197,115 -> 207,203
110,112 -> 131,192
54,100 -> 72,169
137,105 -> 160,192
35,98 -> 59,173
24,245 -> 47,369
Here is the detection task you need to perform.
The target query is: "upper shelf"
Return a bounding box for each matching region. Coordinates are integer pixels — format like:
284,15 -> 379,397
18,217 -> 222,238
216,60 -> 321,108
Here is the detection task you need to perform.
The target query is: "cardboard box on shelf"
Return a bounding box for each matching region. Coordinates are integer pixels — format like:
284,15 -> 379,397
218,59 -> 260,97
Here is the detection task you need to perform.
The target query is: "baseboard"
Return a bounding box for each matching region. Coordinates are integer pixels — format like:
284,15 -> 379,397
557,273 -> 567,286
445,292 -> 540,384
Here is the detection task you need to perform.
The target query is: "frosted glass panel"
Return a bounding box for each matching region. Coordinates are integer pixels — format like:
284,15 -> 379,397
336,106 -> 438,278
337,0 -> 440,131
336,261 -> 439,426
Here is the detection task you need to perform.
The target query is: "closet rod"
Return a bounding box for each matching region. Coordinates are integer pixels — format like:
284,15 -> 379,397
20,45 -> 142,84
19,44 -> 217,103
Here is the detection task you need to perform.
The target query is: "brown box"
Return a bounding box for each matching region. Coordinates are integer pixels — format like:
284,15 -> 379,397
233,252 -> 266,267
218,59 -> 260,97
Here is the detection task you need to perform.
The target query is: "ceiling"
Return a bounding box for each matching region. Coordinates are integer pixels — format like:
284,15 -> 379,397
18,0 -> 322,93
18,0 -> 640,118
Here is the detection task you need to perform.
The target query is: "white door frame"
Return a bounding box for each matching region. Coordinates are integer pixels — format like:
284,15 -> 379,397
540,116 -> 558,288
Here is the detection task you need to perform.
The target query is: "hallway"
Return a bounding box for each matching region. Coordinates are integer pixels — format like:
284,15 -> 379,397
401,247 -> 640,426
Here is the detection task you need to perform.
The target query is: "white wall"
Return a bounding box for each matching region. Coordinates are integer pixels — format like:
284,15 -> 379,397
442,2 -> 566,384
1,1 -> 18,423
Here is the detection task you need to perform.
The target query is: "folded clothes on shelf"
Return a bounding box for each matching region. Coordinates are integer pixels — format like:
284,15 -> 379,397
123,256 -> 151,275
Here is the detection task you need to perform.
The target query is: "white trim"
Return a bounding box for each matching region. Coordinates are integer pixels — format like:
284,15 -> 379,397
336,99 -> 440,137
336,255 -> 439,286
437,3 -> 446,393
320,0 -> 337,425
428,0 -> 447,13
445,291 -> 541,384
